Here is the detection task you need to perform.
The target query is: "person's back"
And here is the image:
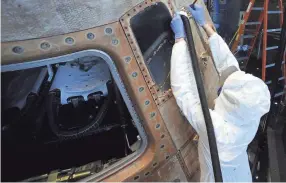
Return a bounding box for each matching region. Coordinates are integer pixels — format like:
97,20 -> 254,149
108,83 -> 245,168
199,70 -> 270,181
170,5 -> 270,182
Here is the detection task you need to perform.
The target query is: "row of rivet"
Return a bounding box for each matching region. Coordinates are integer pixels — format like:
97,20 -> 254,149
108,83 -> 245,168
120,0 -> 158,109
121,1 -> 172,181
11,28 -> 116,54
121,0 -> 175,108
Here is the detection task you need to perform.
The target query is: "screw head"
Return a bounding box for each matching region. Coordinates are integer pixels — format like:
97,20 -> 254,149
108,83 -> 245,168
87,32 -> 95,40
105,27 -> 113,34
65,37 -> 74,44
40,42 -> 50,50
125,56 -> 131,63
145,100 -> 150,105
12,46 -> 24,54
112,38 -> 119,45
132,72 -> 138,77
155,124 -> 160,128
139,87 -> 144,92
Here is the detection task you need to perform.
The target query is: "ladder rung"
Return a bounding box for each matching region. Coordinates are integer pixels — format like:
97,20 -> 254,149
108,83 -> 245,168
242,35 -> 255,39
245,22 -> 261,25
268,11 -> 283,14
252,7 -> 264,10
265,77 -> 285,84
237,56 -> 249,61
266,46 -> 279,51
274,91 -> 285,98
267,28 -> 282,32
266,61 -> 285,68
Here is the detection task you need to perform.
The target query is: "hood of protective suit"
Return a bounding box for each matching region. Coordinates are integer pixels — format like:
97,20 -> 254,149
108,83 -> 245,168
215,71 -> 270,140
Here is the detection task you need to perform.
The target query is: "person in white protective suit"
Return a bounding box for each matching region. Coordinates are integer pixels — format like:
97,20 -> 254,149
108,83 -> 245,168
170,4 -> 271,182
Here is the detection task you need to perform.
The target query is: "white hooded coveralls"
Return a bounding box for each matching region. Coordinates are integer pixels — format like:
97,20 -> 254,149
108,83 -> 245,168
171,33 -> 271,182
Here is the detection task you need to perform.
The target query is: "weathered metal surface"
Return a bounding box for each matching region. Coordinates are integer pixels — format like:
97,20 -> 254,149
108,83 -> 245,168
120,0 -> 175,106
1,21 -> 177,182
158,97 -> 195,149
180,139 -> 201,181
144,155 -> 188,182
1,0 -> 219,181
1,0 -> 143,42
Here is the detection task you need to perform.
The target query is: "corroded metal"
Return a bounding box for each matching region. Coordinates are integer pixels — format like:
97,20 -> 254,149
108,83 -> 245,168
1,0 -> 218,181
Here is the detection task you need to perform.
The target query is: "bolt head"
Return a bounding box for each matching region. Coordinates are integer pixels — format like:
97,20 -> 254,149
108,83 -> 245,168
41,42 -> 50,50
125,56 -> 131,63
87,32 -> 95,40
12,46 -> 24,54
112,39 -> 119,45
65,37 -> 74,44
105,27 -> 113,34
132,72 -> 138,77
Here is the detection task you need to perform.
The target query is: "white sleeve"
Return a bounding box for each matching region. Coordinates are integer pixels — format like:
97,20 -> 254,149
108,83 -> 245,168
170,40 -> 206,133
209,33 -> 240,75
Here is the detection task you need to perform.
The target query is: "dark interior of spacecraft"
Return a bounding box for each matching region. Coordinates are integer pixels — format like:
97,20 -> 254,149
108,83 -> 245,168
1,57 -> 142,182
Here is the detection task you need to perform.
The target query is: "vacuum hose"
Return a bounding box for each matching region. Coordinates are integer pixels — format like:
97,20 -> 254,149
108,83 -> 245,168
180,15 -> 223,182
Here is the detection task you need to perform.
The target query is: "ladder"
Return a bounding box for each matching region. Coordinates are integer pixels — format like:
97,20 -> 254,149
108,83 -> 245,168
231,0 -> 284,81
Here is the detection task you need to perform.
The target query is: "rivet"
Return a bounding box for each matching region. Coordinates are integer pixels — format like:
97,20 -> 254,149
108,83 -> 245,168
166,155 -> 170,160
155,124 -> 160,129
139,87 -> 144,92
150,112 -> 156,118
161,134 -> 165,139
127,13 -> 130,16
105,27 -> 113,34
144,172 -> 150,176
65,37 -> 74,44
145,100 -> 150,105
152,162 -> 158,167
124,56 -> 131,63
134,175 -> 140,180
40,42 -> 50,50
87,32 -> 95,40
112,38 -> 119,45
160,144 -> 165,149
121,19 -> 124,21
12,46 -> 24,54
132,72 -> 138,77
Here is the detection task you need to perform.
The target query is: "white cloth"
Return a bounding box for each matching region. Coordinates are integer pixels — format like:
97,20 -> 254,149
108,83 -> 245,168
170,33 -> 271,182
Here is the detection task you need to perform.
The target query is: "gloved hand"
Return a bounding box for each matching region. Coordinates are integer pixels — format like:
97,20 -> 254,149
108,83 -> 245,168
170,13 -> 186,39
189,4 -> 206,26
